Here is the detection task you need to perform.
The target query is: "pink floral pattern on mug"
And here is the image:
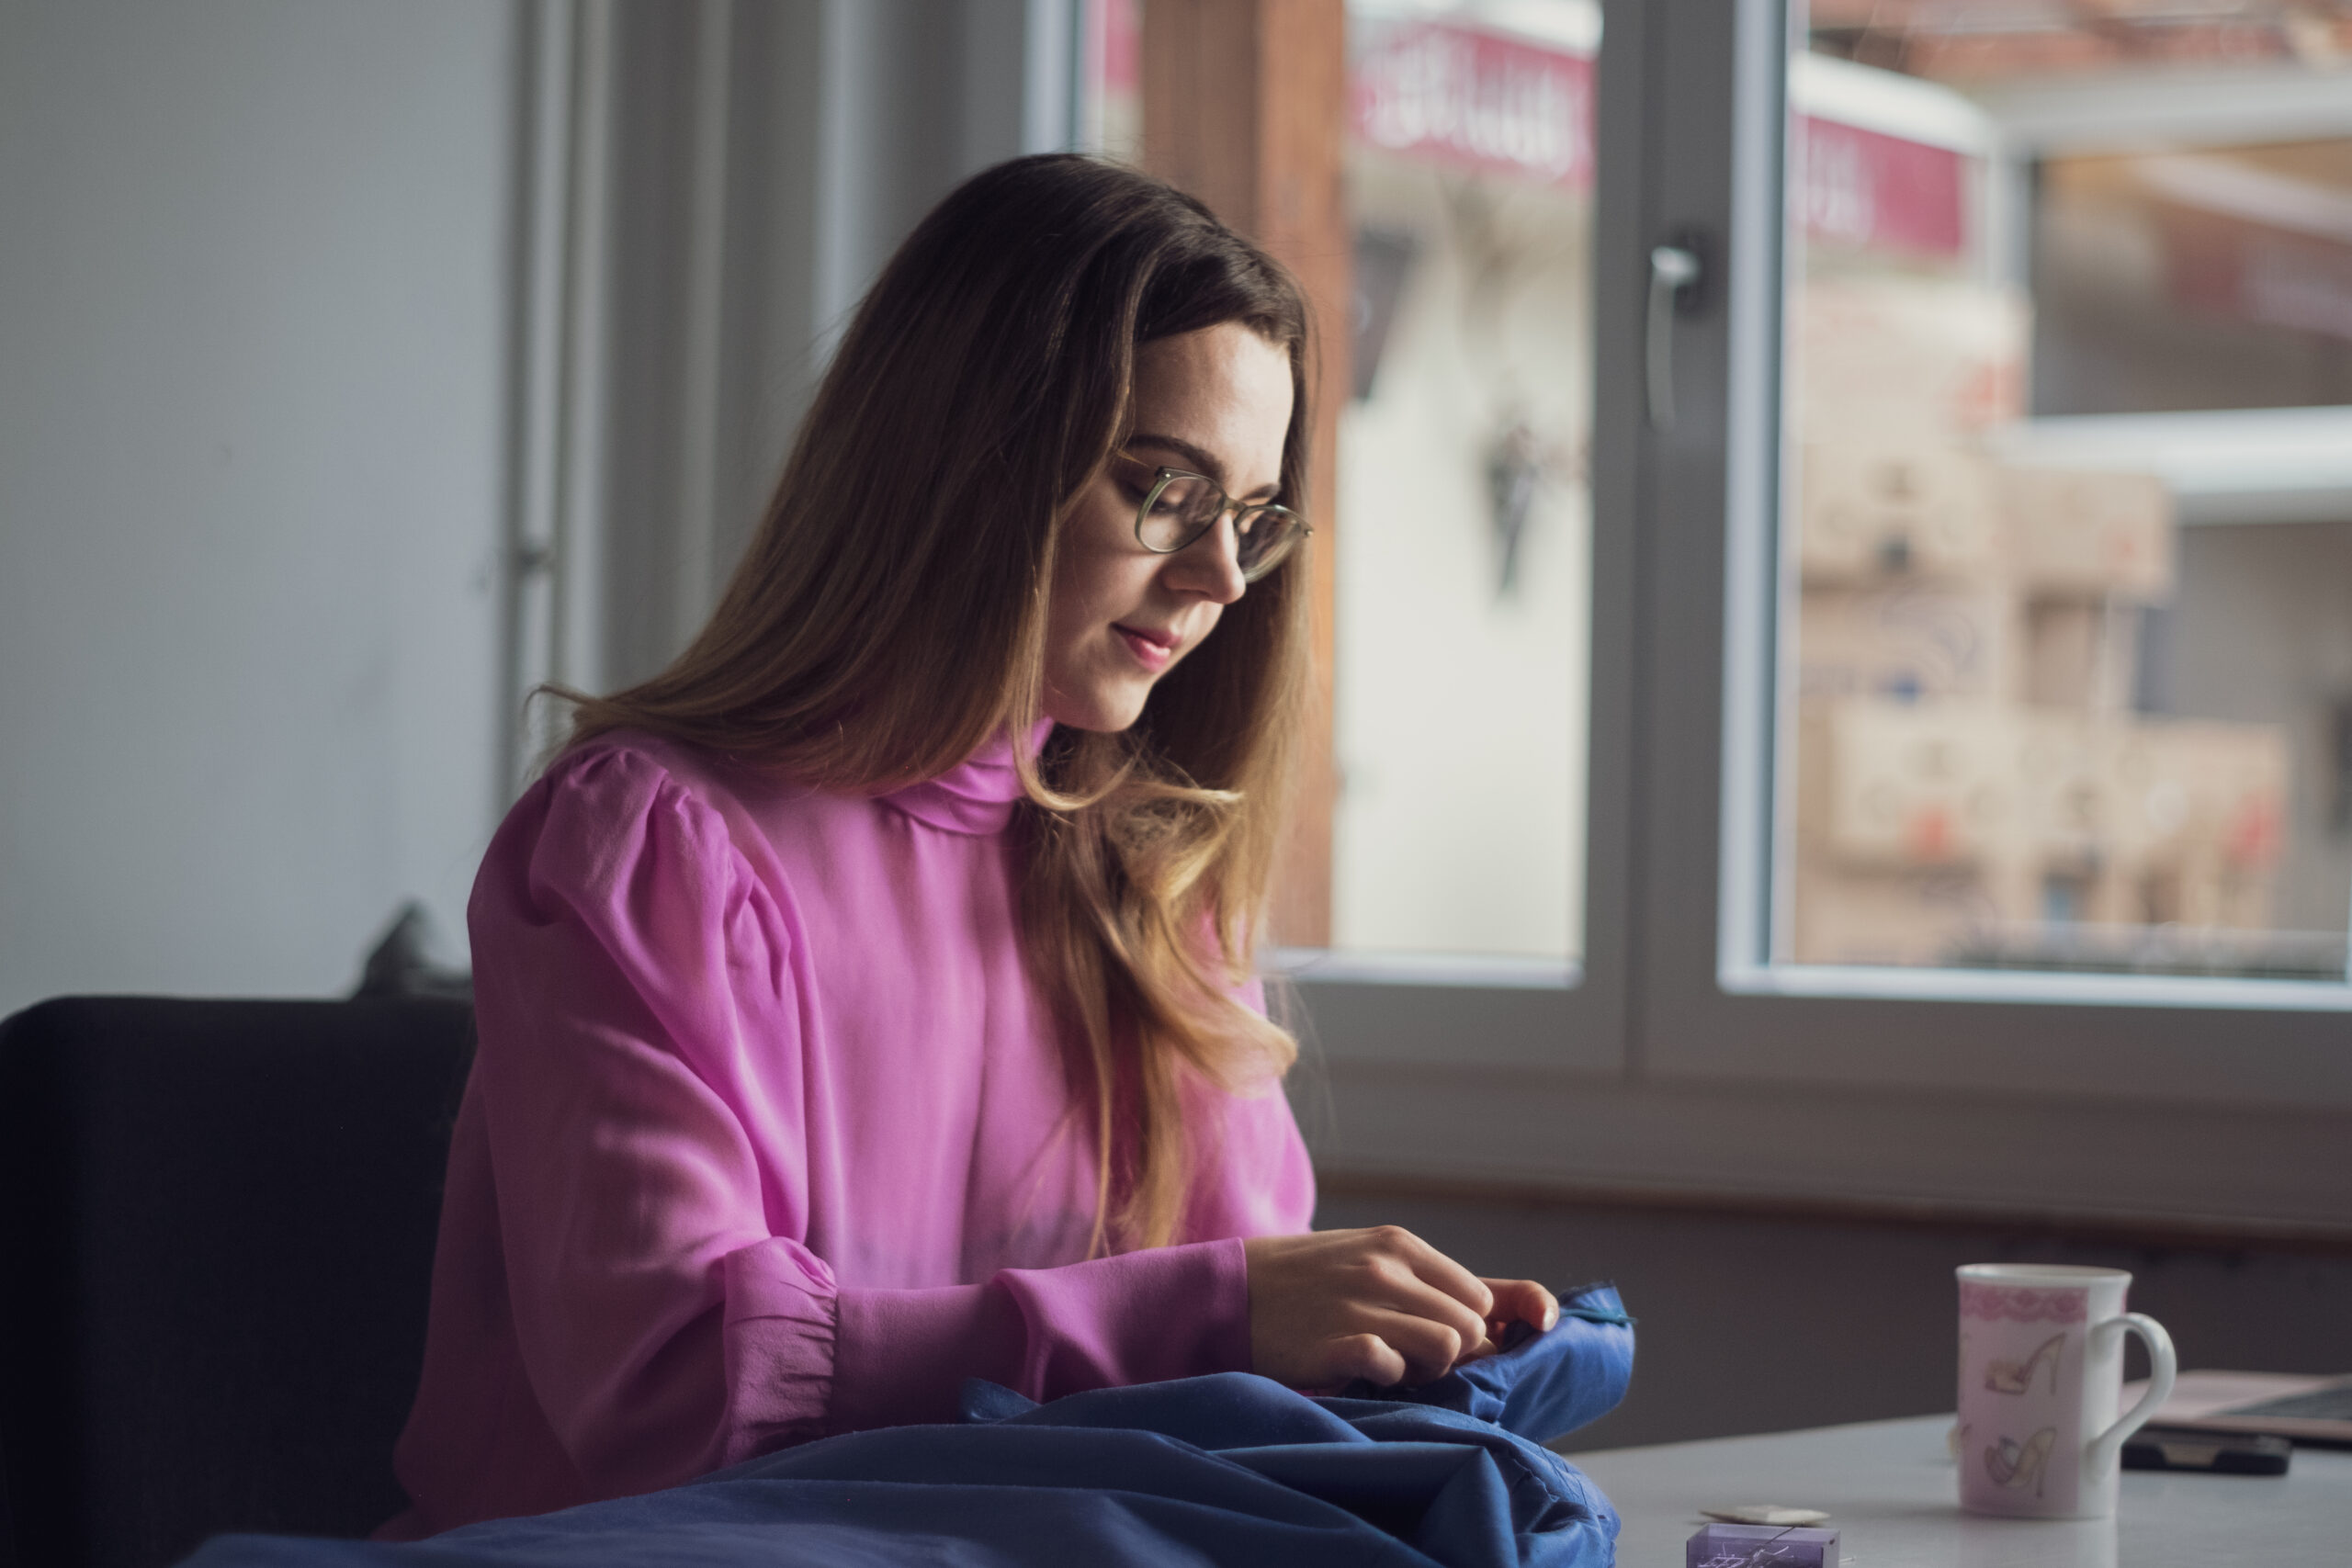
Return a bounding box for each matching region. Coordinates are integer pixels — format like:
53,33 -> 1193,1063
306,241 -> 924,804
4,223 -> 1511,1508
1960,1282 -> 2088,1324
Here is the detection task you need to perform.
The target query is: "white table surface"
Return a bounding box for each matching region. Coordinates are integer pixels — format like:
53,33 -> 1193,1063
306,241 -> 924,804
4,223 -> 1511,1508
1566,1414 -> 2348,1566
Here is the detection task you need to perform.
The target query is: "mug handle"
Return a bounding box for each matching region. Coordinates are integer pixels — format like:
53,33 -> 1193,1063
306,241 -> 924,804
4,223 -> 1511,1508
2085,1312 -> 2177,1477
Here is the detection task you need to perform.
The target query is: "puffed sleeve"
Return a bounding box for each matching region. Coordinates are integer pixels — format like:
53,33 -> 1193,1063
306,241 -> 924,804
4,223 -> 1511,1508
462,746 -> 840,1488
437,746 -> 1310,1517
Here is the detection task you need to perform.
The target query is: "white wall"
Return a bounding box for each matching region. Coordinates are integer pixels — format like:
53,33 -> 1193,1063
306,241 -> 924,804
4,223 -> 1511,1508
2165,519 -> 2352,934
591,0 -> 1080,693
1334,152 -> 1593,959
0,0 -> 515,1012
0,0 -> 1077,1020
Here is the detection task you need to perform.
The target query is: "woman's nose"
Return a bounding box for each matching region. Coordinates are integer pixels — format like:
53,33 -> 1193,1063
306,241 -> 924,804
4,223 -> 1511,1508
1166,510 -> 1249,604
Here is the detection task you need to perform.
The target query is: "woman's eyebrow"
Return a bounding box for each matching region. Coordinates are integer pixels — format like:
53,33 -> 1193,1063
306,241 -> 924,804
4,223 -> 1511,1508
1125,432 -> 1281,500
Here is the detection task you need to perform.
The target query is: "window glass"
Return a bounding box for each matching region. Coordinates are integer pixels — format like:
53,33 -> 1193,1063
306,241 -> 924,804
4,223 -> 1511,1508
1084,0 -> 1143,166
1332,0 -> 1598,960
2035,140 -> 2352,416
1781,2 -> 2352,981
1093,0 -> 1597,964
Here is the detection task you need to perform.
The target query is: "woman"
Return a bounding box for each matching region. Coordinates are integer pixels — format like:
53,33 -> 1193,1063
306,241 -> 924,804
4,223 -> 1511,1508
384,154 -> 1557,1539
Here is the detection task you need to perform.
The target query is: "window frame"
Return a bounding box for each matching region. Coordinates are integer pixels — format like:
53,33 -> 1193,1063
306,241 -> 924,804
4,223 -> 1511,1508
1287,0 -> 2352,1227
1283,0 -> 1645,1077
1642,0 -> 2352,1111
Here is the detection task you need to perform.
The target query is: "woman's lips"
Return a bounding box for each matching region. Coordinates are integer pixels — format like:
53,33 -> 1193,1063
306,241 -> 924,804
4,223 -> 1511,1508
1114,624 -> 1176,671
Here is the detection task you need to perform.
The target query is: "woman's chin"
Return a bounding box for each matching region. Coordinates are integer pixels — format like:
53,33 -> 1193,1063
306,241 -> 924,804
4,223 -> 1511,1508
1043,682 -> 1151,735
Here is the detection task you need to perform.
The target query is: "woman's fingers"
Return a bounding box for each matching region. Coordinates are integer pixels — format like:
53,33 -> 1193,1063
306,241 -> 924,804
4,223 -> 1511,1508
1375,1226 -> 1496,1321
1309,1308 -> 1469,1388
1354,1306 -> 1473,1386
1244,1229 -> 1557,1391
1363,1265 -> 1489,1358
1481,1277 -> 1560,1336
1322,1332 -> 1408,1388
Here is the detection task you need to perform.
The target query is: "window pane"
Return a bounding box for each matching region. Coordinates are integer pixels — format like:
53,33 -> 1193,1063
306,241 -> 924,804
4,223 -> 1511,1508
1781,3 -> 2352,982
1084,0 -> 1143,167
2036,141 -> 2352,417
1332,0 -> 1598,960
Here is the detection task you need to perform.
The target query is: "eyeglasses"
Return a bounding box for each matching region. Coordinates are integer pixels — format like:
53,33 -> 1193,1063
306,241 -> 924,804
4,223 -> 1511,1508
1129,463 -> 1309,582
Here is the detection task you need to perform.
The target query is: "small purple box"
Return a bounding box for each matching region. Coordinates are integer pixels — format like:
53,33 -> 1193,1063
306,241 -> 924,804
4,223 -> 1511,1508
1685,1522 -> 1840,1568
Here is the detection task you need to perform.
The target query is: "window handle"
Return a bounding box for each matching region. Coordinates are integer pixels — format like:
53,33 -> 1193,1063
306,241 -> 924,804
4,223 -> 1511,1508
1646,242 -> 1703,429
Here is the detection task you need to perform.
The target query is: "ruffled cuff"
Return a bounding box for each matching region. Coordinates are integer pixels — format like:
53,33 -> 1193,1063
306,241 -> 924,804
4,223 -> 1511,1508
714,1241 -> 842,1466
740,1238 -> 1256,1449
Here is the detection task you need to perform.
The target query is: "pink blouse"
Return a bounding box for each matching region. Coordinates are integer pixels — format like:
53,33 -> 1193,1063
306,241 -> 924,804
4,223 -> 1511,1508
382,728 -> 1316,1538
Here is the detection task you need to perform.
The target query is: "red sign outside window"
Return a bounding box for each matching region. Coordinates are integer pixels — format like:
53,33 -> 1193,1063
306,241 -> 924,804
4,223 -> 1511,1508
1352,22 -> 1595,191
1351,20 -> 1972,264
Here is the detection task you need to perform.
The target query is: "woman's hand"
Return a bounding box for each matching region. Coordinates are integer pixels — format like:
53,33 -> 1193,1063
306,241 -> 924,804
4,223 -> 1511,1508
1244,1226 -> 1560,1389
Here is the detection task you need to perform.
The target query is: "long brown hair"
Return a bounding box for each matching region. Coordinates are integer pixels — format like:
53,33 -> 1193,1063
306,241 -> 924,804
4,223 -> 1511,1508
566,154 -> 1312,1250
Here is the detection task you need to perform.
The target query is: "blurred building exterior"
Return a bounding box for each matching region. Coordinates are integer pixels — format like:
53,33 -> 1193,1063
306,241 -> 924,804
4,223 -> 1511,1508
1786,2 -> 2352,978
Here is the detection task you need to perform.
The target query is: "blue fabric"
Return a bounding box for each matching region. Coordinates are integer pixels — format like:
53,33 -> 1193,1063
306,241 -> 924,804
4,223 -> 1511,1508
177,1286 -> 1634,1568
1338,1283 -> 1636,1443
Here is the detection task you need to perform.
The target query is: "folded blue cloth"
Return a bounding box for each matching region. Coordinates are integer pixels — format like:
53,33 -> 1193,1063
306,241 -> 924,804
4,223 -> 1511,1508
950,1334 -> 1627,1567
1336,1282 -> 1637,1443
179,1285 -> 1634,1568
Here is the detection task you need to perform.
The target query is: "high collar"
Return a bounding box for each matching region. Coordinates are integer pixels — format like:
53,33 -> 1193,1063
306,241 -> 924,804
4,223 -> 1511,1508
878,719 -> 1056,836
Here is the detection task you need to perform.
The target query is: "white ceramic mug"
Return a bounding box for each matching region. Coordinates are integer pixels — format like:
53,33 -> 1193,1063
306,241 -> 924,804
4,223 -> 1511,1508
1955,1264 -> 2177,1519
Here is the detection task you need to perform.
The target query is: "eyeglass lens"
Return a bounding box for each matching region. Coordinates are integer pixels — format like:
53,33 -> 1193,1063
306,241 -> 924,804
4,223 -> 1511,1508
1139,471 -> 1300,576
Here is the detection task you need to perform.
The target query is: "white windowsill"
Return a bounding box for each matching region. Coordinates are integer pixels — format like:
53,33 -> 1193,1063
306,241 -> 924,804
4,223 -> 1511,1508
1721,961 -> 2352,1011
1267,948 -> 1580,990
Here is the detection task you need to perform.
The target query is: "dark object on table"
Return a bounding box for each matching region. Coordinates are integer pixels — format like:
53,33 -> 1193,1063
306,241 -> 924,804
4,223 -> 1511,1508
0,995 -> 475,1568
2133,1371 -> 2352,1448
2122,1426 -> 2293,1475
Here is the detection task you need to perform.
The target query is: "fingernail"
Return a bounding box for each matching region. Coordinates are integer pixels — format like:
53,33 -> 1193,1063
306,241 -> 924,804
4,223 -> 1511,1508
1544,1304 -> 1559,1330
